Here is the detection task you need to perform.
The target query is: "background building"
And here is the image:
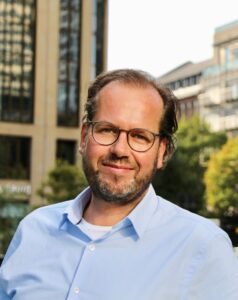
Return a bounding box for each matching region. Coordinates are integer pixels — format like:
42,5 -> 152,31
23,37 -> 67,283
159,60 -> 212,118
0,0 -> 108,205
159,19 -> 238,137
200,20 -> 238,136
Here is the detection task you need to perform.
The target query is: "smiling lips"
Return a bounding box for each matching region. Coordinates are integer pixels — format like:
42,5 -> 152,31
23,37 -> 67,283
101,161 -> 135,175
103,162 -> 134,170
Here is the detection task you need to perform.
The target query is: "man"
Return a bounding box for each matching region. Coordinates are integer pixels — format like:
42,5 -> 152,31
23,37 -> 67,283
0,69 -> 237,299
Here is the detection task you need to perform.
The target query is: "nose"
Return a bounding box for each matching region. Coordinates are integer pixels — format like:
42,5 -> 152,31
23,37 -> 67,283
109,131 -> 131,157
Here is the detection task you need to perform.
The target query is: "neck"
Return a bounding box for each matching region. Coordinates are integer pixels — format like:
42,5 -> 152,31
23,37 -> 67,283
83,192 -> 146,226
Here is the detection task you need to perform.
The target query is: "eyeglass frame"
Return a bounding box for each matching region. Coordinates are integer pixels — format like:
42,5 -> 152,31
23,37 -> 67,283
86,120 -> 163,153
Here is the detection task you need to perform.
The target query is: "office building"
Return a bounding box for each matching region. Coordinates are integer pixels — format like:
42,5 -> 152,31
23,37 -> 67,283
200,20 -> 238,136
159,60 -> 212,118
159,19 -> 238,137
0,0 -> 108,205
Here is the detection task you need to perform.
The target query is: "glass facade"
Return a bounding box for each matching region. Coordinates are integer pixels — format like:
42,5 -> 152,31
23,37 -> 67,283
91,0 -> 106,79
57,0 -> 82,127
56,139 -> 76,164
0,135 -> 31,179
167,74 -> 201,91
57,0 -> 106,127
0,1 -> 107,205
0,0 -> 36,123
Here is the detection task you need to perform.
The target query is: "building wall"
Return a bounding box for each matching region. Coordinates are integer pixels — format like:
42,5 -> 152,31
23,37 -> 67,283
0,0 -> 108,205
159,20 -> 238,137
160,71 -> 203,120
199,20 -> 238,136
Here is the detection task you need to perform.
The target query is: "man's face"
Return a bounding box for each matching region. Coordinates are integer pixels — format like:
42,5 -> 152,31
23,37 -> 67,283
80,81 -> 166,204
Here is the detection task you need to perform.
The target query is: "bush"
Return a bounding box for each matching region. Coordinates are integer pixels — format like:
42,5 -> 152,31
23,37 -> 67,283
0,190 -> 29,256
37,160 -> 88,204
153,116 -> 227,213
205,137 -> 238,216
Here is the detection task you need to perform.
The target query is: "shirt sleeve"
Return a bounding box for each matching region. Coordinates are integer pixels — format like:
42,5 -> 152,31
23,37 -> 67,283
186,233 -> 238,299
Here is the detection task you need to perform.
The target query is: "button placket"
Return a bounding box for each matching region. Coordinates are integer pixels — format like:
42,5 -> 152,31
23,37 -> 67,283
67,243 -> 100,298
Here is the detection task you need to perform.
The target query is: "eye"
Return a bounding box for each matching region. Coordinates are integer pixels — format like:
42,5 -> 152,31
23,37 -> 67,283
95,123 -> 118,135
130,130 -> 152,143
101,127 -> 116,134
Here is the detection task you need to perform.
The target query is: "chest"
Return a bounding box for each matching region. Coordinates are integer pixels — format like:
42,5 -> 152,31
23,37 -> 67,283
10,233 -> 188,300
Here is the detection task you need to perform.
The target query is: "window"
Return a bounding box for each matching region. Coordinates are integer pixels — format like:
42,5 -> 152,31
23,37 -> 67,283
231,47 -> 238,61
175,81 -> 180,89
56,139 -> 77,164
91,0 -> 106,79
226,80 -> 238,101
0,0 -> 36,123
228,41 -> 238,63
0,135 -> 31,179
57,0 -> 82,127
231,84 -> 238,100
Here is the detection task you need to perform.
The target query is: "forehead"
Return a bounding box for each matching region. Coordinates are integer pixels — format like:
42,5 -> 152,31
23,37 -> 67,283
98,81 -> 163,106
94,81 -> 164,129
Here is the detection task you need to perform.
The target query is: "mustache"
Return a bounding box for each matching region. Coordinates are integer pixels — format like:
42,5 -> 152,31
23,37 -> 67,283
101,153 -> 136,168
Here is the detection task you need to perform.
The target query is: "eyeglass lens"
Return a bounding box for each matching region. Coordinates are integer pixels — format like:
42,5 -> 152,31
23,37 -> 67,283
92,122 -> 155,152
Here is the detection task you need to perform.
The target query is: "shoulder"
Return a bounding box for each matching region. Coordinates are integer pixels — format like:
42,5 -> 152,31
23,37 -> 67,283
18,199 -> 74,232
155,196 -> 231,245
2,200 -> 74,262
6,200 -> 74,245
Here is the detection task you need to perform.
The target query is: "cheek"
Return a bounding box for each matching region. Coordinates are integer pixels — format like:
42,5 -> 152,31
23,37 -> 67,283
84,141 -> 107,166
135,152 -> 158,174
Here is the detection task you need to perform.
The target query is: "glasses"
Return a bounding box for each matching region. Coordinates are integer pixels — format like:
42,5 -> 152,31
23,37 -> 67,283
87,121 -> 162,152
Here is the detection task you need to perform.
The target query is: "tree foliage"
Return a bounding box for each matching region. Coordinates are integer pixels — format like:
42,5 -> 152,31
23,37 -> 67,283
37,161 -> 88,204
205,137 -> 238,216
153,116 -> 227,213
0,190 -> 29,256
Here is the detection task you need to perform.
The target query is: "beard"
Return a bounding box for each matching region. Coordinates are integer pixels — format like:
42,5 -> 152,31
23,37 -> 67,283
82,153 -> 158,205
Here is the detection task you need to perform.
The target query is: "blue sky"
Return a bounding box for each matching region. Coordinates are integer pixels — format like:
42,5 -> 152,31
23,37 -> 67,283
108,0 -> 238,76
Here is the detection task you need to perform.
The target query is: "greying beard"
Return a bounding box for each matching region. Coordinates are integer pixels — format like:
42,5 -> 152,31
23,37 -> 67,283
82,155 -> 157,205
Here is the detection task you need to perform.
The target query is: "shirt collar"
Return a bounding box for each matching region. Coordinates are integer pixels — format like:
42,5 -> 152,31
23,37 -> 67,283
65,187 -> 92,224
64,184 -> 159,239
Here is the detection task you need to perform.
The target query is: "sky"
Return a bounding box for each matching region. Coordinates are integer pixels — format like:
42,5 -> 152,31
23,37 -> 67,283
107,0 -> 238,77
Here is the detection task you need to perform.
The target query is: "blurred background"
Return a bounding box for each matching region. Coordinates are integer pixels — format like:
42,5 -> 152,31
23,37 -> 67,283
0,0 -> 238,261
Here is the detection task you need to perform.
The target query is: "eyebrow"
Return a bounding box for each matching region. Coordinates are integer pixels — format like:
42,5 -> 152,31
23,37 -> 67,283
89,121 -> 161,135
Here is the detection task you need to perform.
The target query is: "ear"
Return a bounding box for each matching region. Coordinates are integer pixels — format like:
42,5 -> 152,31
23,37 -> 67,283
156,139 -> 167,169
79,124 -> 88,154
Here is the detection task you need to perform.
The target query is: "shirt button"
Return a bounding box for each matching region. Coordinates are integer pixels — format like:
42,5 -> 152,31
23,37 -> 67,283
74,287 -> 80,294
88,244 -> 96,251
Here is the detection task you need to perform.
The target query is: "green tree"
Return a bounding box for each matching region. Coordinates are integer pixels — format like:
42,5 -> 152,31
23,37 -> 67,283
205,137 -> 238,216
153,116 -> 227,214
37,161 -> 88,204
0,190 -> 29,256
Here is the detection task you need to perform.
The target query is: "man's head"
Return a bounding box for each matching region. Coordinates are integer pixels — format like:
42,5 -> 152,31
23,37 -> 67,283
80,69 -> 178,204
83,69 -> 178,165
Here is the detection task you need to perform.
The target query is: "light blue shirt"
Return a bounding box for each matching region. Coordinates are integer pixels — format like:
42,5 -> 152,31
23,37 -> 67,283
0,186 -> 238,300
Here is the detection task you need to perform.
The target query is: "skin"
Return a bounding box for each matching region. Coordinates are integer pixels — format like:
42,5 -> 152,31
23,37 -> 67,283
80,81 -> 166,226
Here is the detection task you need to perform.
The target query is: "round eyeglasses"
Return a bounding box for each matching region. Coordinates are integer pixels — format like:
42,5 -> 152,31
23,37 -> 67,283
87,121 -> 162,152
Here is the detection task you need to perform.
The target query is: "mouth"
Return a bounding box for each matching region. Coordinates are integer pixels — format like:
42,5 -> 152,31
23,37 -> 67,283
101,162 -> 134,174
103,162 -> 133,169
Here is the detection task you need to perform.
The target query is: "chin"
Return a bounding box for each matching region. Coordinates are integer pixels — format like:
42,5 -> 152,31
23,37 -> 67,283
93,177 -> 148,205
